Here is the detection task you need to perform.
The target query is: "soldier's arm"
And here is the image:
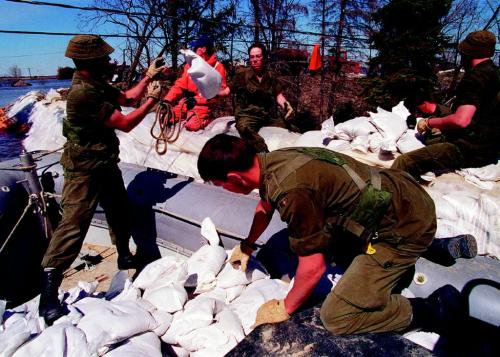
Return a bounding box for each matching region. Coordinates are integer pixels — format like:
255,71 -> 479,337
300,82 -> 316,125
276,188 -> 329,314
427,104 -> 476,130
105,97 -> 158,132
245,199 -> 274,246
116,76 -> 152,107
284,253 -> 326,314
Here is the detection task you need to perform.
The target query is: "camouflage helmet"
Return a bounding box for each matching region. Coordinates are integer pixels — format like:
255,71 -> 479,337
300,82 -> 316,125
65,35 -> 114,60
458,30 -> 496,59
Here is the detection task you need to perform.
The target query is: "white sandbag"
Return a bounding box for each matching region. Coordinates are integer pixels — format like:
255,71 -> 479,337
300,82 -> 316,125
224,285 -> 245,304
351,135 -> 370,154
392,101 -> 411,121
368,132 -> 384,153
333,116 -> 375,141
177,324 -> 229,352
326,139 -> 351,152
216,257 -> 268,289
214,308 -> 245,342
292,130 -> 326,148
259,127 -> 301,151
65,280 -> 99,305
459,162 -> 500,182
143,282 -> 188,313
112,279 -> 142,302
161,297 -> 216,345
230,279 -> 289,334
104,332 -> 162,357
75,298 -> 159,356
200,217 -> 221,246
133,255 -> 187,290
397,129 -> 425,153
181,49 -> 222,99
198,287 -> 228,312
171,345 -> 190,357
12,322 -> 89,357
186,245 -> 227,293
0,318 -> 31,357
150,310 -> 173,337
369,105 -> 407,141
320,117 -> 335,137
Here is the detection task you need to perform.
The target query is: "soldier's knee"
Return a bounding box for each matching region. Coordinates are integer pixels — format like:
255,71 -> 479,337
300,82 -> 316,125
320,294 -> 353,335
391,154 -> 410,171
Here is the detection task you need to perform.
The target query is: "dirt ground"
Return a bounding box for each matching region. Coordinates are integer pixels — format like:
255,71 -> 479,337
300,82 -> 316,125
61,243 -> 135,292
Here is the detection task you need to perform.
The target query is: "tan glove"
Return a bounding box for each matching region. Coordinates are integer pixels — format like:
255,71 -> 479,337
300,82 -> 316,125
252,299 -> 290,329
146,57 -> 166,80
416,118 -> 430,134
284,100 -> 294,121
228,242 -> 254,272
146,81 -> 162,100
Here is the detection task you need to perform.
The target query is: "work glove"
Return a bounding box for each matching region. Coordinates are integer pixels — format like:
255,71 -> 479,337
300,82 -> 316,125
252,299 -> 290,329
146,57 -> 167,80
416,118 -> 430,134
146,81 -> 162,101
283,100 -> 294,121
228,242 -> 254,272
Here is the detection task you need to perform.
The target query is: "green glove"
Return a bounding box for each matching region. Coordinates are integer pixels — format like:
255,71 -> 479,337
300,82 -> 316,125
146,57 -> 166,80
252,299 -> 290,329
146,81 -> 162,100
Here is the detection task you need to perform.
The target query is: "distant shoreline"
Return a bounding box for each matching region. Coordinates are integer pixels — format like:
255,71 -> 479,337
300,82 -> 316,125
0,75 -> 58,81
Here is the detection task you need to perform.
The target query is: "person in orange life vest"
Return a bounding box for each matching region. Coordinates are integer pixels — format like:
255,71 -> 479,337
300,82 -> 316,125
164,35 -> 230,131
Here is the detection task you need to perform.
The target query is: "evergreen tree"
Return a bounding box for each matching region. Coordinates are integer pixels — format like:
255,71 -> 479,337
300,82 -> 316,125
363,0 -> 452,108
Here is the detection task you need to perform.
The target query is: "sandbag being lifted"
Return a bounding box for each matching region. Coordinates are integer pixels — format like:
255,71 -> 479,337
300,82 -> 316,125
181,49 -> 222,99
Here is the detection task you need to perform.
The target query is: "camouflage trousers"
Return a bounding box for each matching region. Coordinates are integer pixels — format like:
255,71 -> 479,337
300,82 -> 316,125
42,163 -> 132,271
235,114 -> 286,153
320,180 -> 436,334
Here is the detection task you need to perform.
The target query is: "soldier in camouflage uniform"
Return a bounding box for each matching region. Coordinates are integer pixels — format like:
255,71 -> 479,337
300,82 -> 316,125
230,43 -> 294,153
39,35 -> 165,325
197,134 -> 468,335
393,30 -> 500,179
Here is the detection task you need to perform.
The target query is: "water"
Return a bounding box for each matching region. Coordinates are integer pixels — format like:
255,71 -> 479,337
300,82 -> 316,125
0,79 -> 71,161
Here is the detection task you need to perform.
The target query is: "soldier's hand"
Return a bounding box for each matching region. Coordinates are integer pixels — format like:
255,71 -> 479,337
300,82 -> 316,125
284,100 -> 294,121
146,57 -> 167,80
228,242 -> 253,272
146,81 -> 162,101
416,118 -> 430,134
252,299 -> 290,329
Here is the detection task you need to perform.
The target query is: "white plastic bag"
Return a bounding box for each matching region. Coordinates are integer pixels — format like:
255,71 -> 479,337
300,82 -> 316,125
181,49 -> 221,99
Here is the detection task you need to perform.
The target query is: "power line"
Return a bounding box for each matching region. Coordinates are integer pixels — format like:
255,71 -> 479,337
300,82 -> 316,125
5,0 -> 371,42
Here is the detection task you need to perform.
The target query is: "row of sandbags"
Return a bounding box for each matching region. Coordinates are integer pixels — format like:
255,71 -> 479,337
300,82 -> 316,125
0,219 -> 289,357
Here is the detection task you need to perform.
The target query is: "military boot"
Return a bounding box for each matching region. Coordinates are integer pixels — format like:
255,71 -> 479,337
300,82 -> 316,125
424,234 -> 478,265
117,253 -> 138,270
39,268 -> 67,325
408,284 -> 465,335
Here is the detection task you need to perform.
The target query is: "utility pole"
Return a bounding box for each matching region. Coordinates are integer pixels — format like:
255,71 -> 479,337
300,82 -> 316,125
27,67 -> 32,79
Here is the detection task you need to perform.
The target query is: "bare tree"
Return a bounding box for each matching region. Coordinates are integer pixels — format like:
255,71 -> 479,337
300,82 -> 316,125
9,65 -> 22,78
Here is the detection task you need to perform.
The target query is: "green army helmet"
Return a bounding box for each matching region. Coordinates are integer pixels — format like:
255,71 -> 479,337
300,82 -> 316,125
65,34 -> 114,60
458,30 -> 496,59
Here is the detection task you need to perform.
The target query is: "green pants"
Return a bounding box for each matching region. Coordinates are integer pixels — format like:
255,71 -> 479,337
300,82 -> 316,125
391,142 -> 464,180
235,113 -> 286,153
42,163 -> 131,271
320,179 -> 436,334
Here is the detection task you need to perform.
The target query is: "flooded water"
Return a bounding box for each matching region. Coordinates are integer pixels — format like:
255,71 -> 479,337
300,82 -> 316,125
0,79 -> 70,161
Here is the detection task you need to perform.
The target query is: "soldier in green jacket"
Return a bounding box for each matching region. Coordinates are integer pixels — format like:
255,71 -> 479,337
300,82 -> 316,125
393,30 -> 500,179
197,134 -> 472,335
39,35 -> 166,325
230,43 -> 294,153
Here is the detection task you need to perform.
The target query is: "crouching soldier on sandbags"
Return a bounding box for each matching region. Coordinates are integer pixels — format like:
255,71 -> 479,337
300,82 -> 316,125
39,35 -> 166,325
392,30 -> 499,179
197,134 -> 476,335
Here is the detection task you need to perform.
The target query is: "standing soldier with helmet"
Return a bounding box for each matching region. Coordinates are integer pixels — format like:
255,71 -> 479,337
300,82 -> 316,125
38,34 -> 165,325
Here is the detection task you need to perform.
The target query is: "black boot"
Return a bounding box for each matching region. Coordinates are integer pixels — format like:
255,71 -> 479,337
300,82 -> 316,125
408,284 -> 464,335
117,253 -> 138,270
39,268 -> 67,325
424,234 -> 478,266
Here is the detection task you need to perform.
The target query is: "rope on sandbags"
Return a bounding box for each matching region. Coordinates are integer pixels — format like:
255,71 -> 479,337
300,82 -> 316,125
150,101 -> 200,155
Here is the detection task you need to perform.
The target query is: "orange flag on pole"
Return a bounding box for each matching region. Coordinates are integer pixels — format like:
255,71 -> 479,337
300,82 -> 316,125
309,43 -> 322,72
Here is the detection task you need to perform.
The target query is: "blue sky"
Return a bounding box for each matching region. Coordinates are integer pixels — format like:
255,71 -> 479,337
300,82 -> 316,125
0,0 -> 123,76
